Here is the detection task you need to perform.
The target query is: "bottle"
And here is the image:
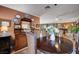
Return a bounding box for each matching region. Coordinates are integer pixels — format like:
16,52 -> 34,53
40,31 -> 43,41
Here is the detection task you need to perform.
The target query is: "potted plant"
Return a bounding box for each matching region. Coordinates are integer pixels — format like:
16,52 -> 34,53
68,23 -> 79,53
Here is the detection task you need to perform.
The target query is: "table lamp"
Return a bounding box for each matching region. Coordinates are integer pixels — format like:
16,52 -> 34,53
1,26 -> 9,36
1,26 -> 8,32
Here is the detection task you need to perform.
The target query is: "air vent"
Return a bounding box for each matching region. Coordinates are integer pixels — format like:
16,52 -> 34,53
45,6 -> 51,9
54,4 -> 58,6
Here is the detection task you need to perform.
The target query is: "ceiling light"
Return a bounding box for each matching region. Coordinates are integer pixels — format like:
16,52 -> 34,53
56,18 -> 59,21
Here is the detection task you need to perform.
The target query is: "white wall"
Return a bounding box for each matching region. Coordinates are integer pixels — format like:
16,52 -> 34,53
40,17 -> 78,24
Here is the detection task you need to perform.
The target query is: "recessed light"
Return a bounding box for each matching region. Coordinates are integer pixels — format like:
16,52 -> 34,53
56,18 -> 59,21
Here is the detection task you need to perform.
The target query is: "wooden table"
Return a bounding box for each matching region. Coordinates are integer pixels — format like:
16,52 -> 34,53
37,36 -> 73,54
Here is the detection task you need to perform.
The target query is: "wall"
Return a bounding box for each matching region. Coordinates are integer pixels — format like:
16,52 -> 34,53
0,5 -> 40,39
0,6 -> 24,20
40,17 -> 78,24
31,15 -> 40,38
0,6 -> 25,39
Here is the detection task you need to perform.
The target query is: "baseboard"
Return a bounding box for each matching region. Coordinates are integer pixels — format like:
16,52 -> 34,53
11,47 -> 28,54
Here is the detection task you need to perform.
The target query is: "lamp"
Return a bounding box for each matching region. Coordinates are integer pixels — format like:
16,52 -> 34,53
1,26 -> 8,32
1,26 -> 9,36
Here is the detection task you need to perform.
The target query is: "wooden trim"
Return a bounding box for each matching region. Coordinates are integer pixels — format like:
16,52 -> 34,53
21,18 -> 32,22
11,47 -> 28,54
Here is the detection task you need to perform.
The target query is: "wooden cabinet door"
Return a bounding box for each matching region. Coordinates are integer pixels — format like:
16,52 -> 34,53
14,30 -> 27,51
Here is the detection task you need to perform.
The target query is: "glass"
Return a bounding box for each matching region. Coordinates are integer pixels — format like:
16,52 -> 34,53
21,21 -> 31,32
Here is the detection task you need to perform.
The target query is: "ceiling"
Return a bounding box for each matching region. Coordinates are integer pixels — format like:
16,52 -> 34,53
1,4 -> 79,24
1,4 -> 48,16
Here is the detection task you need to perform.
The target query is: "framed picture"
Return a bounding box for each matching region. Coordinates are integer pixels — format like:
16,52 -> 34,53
0,20 -> 11,27
21,21 -> 31,30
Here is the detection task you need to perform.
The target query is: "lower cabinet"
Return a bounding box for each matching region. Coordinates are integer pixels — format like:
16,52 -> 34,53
14,30 -> 27,51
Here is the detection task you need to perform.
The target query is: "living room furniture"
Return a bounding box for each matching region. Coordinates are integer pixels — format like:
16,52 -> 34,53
0,36 -> 13,54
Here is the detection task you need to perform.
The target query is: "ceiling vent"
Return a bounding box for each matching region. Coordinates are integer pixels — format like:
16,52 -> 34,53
45,5 -> 51,9
54,4 -> 58,6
